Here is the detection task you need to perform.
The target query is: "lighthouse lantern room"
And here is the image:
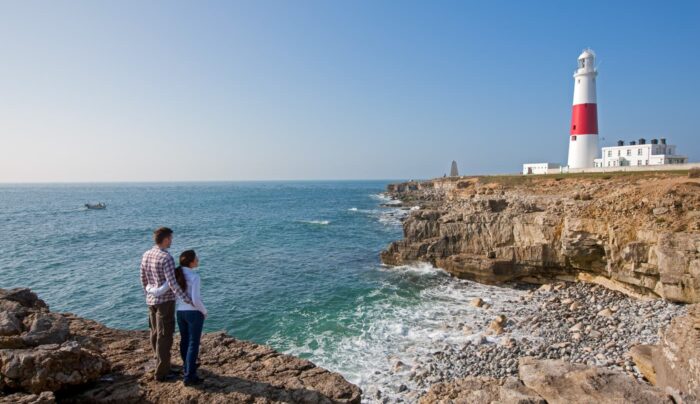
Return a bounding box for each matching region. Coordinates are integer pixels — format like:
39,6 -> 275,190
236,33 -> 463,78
567,49 -> 599,168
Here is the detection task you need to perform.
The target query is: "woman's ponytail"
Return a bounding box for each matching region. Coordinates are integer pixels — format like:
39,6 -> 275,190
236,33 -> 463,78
175,249 -> 197,291
174,265 -> 187,291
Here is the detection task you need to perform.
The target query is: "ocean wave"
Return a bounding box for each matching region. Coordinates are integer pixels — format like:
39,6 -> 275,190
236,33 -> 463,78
369,193 -> 401,205
377,208 -> 409,226
380,262 -> 448,277
279,263 -> 527,403
301,220 -> 330,225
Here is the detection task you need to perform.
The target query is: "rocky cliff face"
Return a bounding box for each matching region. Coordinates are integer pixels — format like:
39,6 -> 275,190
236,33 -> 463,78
0,288 -> 361,404
381,173 -> 700,303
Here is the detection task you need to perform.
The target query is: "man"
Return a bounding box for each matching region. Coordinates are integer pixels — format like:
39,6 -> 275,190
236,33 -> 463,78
140,227 -> 193,382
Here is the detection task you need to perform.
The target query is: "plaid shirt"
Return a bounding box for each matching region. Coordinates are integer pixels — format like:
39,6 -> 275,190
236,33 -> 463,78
140,246 -> 192,306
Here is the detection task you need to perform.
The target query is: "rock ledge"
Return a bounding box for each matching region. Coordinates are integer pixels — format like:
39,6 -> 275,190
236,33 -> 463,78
0,288 -> 361,404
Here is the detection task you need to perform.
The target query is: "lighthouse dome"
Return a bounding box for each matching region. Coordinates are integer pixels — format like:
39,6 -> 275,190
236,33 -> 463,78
578,48 -> 596,60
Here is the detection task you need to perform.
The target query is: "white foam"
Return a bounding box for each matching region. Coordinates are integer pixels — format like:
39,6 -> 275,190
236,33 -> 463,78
277,262 -> 527,403
348,207 -> 358,211
302,220 -> 330,225
370,193 -> 401,205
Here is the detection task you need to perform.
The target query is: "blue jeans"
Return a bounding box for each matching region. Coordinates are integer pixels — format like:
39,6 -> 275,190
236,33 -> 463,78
176,310 -> 204,381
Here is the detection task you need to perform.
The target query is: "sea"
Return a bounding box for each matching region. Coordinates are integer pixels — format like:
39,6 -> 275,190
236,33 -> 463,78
0,181 -> 523,400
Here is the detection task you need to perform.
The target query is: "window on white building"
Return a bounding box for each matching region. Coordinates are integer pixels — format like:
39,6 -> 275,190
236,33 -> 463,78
617,150 -> 621,156
637,160 -> 641,165
607,150 -> 612,157
638,149 -> 643,155
626,150 -> 631,156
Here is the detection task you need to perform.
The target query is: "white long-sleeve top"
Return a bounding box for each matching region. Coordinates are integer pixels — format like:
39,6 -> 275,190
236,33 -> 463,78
176,267 -> 207,316
144,267 -> 207,316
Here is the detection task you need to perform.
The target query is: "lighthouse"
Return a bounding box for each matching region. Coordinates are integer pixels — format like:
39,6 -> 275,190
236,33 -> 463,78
567,49 -> 599,168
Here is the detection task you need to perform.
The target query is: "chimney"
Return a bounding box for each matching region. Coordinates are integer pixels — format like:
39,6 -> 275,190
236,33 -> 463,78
630,140 -> 637,145
651,139 -> 658,144
639,138 -> 646,145
660,138 -> 667,145
617,140 -> 624,146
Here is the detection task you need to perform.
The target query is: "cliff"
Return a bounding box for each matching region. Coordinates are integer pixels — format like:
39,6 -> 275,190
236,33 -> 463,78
381,171 -> 700,303
0,288 -> 361,404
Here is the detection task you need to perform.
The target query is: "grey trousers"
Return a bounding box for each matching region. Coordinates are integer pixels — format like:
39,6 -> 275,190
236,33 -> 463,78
148,300 -> 175,380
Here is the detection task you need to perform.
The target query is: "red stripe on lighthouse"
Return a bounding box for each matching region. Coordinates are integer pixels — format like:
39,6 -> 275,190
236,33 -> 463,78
570,103 -> 598,135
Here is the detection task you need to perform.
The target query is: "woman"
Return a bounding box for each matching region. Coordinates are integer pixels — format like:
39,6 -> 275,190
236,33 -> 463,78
173,250 -> 207,386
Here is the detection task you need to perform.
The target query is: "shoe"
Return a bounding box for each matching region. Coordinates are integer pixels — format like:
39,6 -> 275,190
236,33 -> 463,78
155,373 -> 178,382
183,377 -> 203,386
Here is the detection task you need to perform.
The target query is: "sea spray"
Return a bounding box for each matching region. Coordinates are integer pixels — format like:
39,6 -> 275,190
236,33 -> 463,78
276,262 -> 528,403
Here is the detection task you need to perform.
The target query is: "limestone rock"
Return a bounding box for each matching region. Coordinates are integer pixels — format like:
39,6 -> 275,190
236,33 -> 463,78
419,358 -> 673,403
629,344 -> 657,385
470,297 -> 485,307
597,308 -> 613,317
0,341 -> 108,393
518,357 -> 673,404
0,392 -> 55,404
488,315 -> 507,335
381,175 -> 700,303
419,376 -> 544,404
0,288 -> 361,403
0,312 -> 21,336
653,207 -> 669,216
652,304 -> 700,401
568,322 -> 582,332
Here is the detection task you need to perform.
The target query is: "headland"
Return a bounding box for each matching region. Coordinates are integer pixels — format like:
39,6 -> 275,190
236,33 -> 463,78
380,169 -> 700,402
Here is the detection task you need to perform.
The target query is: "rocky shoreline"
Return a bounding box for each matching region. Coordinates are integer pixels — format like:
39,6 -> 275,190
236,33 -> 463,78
408,281 -> 683,388
363,278 -> 685,402
0,288 -> 362,404
377,172 -> 700,402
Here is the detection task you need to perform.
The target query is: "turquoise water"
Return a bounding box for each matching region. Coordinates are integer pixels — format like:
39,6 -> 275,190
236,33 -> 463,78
1,181 -> 522,397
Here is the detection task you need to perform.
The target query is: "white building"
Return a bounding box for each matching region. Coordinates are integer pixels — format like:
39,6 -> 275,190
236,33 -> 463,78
593,138 -> 687,168
523,163 -> 561,175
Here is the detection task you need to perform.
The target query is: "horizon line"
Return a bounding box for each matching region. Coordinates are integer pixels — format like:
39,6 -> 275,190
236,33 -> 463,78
0,178 -> 419,185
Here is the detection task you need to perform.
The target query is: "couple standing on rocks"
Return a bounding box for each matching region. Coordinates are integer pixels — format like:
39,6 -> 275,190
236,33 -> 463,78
140,227 -> 208,386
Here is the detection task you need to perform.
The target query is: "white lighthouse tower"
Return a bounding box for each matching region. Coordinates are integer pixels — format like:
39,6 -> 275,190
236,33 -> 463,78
567,49 -> 599,169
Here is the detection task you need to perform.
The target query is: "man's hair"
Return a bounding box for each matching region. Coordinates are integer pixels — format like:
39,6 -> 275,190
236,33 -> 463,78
153,227 -> 173,245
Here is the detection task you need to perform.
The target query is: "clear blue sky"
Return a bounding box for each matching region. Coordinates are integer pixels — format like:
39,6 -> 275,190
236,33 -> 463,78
1,1 -> 698,182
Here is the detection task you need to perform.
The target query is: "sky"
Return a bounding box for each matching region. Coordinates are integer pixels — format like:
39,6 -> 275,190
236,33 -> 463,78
1,1 -> 698,182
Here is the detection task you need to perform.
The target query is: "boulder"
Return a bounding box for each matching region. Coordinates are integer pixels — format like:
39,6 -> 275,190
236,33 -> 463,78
597,308 -> 613,317
0,341 -> 108,394
0,289 -> 47,311
470,297 -> 485,307
518,357 -> 673,404
652,304 -> 700,401
488,315 -> 507,335
21,313 -> 70,347
0,312 -> 22,336
629,344 -> 657,385
419,376 -> 544,404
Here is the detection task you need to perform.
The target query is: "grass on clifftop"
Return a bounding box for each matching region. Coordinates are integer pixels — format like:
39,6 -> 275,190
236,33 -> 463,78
473,169 -> 690,186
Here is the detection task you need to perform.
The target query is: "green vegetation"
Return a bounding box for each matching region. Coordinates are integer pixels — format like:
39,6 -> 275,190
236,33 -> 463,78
472,169 -> 690,186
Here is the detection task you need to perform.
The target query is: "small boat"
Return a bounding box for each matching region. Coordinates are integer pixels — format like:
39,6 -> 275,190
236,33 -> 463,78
85,202 -> 106,210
